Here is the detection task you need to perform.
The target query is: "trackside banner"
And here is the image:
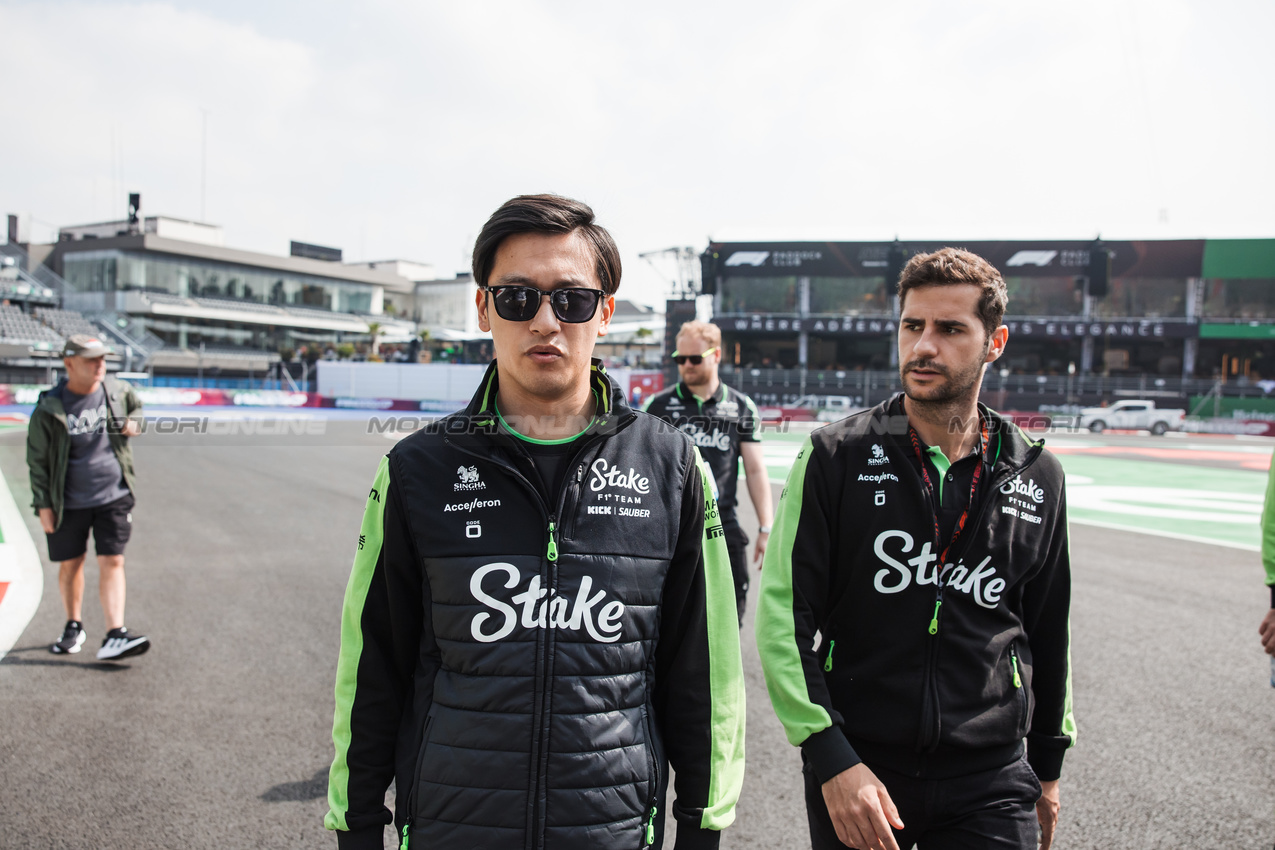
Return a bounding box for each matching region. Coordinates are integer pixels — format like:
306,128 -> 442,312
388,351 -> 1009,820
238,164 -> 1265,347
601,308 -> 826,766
708,240 -> 1207,279
0,385 -> 321,408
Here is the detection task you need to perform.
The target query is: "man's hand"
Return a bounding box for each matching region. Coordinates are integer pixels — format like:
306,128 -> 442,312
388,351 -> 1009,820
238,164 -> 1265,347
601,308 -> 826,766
739,441 -> 773,570
1036,779 -> 1060,850
38,507 -> 55,535
1259,609 -> 1275,655
753,530 -> 769,566
821,763 -> 904,850
122,419 -> 141,438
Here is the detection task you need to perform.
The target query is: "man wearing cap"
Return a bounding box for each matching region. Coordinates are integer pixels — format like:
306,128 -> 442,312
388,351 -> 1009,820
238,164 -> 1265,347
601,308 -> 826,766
27,334 -> 149,660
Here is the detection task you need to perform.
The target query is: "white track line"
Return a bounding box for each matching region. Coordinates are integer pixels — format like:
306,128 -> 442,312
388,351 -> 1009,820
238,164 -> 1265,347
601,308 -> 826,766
1068,516 -> 1260,552
0,464 -> 44,660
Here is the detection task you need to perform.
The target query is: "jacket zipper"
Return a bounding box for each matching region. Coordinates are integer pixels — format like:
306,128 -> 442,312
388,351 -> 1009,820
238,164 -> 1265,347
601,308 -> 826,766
562,463 -> 586,540
546,518 -> 558,561
402,712 -> 435,850
1010,645 -> 1027,730
916,473 -> 944,753
447,425 -> 630,850
641,703 -> 661,847
916,444 -> 1045,753
823,639 -> 836,672
447,439 -> 554,848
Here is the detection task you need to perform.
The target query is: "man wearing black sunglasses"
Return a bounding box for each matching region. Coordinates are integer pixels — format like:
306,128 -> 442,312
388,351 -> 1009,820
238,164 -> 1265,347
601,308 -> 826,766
327,195 -> 745,850
644,321 -> 773,626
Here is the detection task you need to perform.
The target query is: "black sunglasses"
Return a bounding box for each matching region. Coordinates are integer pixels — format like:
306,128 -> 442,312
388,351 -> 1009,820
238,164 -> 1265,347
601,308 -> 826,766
671,347 -> 719,365
481,285 -> 605,324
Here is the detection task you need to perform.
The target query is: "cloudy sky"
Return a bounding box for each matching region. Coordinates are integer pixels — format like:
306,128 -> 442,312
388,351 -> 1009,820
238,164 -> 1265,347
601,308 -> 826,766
2,1 -> 1272,304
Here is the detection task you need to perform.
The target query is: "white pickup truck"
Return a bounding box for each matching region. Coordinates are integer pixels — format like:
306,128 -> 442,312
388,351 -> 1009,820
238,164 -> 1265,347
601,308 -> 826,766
758,394 -> 859,423
1077,400 -> 1186,435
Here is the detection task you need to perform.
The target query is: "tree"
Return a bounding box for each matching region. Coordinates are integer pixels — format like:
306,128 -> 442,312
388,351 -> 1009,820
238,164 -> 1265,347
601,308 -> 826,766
633,326 -> 654,365
365,321 -> 383,357
415,328 -> 433,363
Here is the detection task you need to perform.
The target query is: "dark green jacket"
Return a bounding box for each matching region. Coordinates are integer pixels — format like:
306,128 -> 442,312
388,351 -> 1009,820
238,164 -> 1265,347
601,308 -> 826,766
26,377 -> 143,531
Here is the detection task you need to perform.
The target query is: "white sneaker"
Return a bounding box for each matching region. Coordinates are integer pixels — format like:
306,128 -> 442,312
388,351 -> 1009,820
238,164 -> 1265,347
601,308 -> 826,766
96,628 -> 150,660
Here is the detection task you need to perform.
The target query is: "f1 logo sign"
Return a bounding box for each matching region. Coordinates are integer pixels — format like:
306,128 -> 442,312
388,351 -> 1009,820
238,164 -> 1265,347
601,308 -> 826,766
724,251 -> 769,267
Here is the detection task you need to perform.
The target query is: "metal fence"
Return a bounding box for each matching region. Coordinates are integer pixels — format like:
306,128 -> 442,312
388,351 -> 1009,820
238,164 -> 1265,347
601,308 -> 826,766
720,366 -> 1267,409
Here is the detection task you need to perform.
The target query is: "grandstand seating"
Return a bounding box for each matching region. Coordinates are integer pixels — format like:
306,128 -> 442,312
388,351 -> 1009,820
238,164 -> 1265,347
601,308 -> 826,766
0,304 -> 63,345
35,307 -> 100,338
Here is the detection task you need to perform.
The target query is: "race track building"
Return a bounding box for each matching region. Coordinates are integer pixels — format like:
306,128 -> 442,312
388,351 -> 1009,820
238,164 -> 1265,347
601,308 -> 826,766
43,218 -> 416,351
3,212 -> 424,378
702,238 -> 1275,406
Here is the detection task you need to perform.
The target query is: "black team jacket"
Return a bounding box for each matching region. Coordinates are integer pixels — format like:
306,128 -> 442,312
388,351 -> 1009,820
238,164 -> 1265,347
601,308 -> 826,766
756,396 -> 1076,785
326,361 -> 745,850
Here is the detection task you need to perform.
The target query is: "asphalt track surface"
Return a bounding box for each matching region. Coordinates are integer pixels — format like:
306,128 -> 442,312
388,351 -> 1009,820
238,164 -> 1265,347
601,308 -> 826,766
0,417 -> 1272,849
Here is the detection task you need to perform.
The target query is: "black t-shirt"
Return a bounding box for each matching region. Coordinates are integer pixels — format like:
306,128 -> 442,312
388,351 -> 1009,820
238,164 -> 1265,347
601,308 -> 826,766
521,437 -> 586,505
496,408 -> 592,507
642,382 -> 760,513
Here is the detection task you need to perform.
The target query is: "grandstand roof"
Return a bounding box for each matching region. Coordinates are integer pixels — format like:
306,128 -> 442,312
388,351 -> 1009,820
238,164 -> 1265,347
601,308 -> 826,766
47,233 -> 412,290
113,290 -> 417,334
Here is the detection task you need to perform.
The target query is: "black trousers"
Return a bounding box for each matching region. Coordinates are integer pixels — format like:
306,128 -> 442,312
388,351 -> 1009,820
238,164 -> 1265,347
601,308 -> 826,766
803,755 -> 1041,850
720,511 -> 749,626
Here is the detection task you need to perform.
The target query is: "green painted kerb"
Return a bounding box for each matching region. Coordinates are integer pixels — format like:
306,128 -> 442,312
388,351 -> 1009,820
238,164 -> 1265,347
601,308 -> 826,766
1202,239 -> 1275,279
1188,396 -> 1275,414
326,455 -> 391,832
694,447 -> 746,831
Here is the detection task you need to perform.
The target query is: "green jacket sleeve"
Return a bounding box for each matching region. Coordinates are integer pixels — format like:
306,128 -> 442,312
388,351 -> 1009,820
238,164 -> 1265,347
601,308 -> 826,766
754,437 -> 860,784
26,407 -> 54,513
652,446 -> 746,849
124,381 -> 144,427
326,455 -> 429,850
1019,484 -> 1077,782
1262,461 -> 1275,602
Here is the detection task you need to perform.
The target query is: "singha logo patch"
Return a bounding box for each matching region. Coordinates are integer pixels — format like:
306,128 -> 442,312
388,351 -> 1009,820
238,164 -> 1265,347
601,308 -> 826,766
454,465 -> 486,491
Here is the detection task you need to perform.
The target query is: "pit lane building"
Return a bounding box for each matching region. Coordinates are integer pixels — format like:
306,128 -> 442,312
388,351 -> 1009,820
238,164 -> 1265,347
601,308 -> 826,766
701,238 -> 1275,407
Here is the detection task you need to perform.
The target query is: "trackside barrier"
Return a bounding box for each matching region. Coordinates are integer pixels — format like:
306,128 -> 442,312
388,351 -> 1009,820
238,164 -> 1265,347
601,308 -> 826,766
314,363 -> 661,407
0,385 -> 321,408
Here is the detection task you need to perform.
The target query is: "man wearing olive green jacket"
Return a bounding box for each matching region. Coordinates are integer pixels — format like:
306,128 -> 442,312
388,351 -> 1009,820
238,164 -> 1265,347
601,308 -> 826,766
27,334 -> 149,661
